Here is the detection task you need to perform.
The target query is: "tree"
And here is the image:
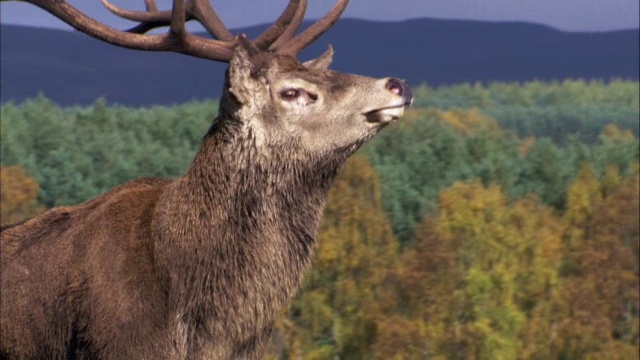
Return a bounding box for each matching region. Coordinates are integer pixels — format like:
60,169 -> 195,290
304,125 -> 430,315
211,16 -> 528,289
376,181 -> 562,359
552,163 -> 639,359
1,166 -> 45,225
373,217 -> 459,359
0,97 -> 214,207
270,155 -> 399,359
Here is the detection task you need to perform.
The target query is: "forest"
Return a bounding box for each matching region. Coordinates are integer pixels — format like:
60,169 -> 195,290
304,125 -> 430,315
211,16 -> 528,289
1,79 -> 639,359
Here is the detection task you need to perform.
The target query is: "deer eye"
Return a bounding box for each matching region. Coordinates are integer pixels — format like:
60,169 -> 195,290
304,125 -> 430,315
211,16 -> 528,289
280,88 -> 301,101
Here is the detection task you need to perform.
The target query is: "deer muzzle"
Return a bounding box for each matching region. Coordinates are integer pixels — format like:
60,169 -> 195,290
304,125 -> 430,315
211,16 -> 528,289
364,78 -> 413,124
385,78 -> 413,107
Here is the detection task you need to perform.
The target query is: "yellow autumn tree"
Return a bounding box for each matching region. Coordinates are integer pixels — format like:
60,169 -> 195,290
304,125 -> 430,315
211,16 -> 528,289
553,162 -> 639,359
381,181 -> 563,359
268,155 -> 399,359
438,108 -> 502,138
372,217 -> 458,359
439,182 -> 562,359
1,165 -> 45,226
600,123 -> 636,142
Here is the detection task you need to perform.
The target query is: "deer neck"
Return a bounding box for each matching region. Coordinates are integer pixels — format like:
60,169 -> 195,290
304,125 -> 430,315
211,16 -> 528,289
153,114 -> 343,333
184,116 -> 342,238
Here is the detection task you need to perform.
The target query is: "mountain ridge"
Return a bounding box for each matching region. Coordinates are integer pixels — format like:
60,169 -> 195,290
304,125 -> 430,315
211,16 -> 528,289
1,19 -> 638,107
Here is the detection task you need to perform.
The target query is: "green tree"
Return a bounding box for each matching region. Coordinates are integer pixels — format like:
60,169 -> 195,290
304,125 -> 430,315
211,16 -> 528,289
1,97 -> 215,207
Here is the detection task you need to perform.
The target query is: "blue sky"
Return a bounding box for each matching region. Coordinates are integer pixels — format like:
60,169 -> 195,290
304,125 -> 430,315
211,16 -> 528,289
1,0 -> 638,32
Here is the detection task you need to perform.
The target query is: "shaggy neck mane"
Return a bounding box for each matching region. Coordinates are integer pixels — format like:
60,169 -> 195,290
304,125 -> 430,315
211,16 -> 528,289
189,110 -> 345,241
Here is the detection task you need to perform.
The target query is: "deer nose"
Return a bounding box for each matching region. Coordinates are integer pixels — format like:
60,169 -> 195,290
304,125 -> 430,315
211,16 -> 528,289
385,78 -> 413,106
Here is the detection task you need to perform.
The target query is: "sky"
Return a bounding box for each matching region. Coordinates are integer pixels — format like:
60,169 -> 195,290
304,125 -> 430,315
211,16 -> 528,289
1,0 -> 638,33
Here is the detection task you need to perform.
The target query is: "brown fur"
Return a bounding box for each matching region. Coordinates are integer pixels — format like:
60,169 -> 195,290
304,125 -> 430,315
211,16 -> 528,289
1,45 -> 411,359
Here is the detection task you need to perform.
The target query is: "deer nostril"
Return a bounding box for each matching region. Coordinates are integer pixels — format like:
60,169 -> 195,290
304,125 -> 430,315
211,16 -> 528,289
385,78 -> 404,96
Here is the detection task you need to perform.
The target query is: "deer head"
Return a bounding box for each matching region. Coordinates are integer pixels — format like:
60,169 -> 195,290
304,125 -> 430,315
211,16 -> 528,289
222,36 -> 411,167
1,1 -> 411,358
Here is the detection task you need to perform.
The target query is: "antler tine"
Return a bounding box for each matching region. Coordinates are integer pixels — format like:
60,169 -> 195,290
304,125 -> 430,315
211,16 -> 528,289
170,0 -> 186,35
269,0 -> 308,51
101,0 -> 176,25
253,0 -> 302,51
279,0 -> 349,55
144,0 -> 158,12
101,0 -> 232,40
101,0 -> 195,35
190,0 -> 234,41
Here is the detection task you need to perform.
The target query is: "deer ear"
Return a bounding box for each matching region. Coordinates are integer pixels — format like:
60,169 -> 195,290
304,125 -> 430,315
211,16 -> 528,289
229,35 -> 260,103
303,45 -> 334,70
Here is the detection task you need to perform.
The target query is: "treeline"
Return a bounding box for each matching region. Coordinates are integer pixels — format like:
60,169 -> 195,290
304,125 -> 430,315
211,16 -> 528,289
366,107 -> 638,242
1,97 -> 214,207
1,80 -> 638,359
268,157 -> 638,359
413,79 -> 639,144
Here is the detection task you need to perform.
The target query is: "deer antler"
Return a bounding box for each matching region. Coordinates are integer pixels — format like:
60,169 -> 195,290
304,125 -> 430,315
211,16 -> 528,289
276,0 -> 349,55
100,0 -> 233,40
3,0 -> 349,61
269,0 -> 309,51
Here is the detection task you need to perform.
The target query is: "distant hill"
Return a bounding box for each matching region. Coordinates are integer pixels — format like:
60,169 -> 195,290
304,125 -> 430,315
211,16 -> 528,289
1,19 -> 638,107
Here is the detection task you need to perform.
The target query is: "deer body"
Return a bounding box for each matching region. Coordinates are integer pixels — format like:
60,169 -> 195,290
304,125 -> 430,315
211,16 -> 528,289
1,1 -> 412,358
2,123 -> 335,358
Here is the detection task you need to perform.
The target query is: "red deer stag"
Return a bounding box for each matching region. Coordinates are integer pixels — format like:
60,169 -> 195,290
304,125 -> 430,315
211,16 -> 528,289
0,0 -> 412,358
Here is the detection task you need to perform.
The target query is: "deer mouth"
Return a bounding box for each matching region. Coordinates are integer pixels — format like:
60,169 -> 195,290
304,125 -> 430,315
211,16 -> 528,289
365,105 -> 407,124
